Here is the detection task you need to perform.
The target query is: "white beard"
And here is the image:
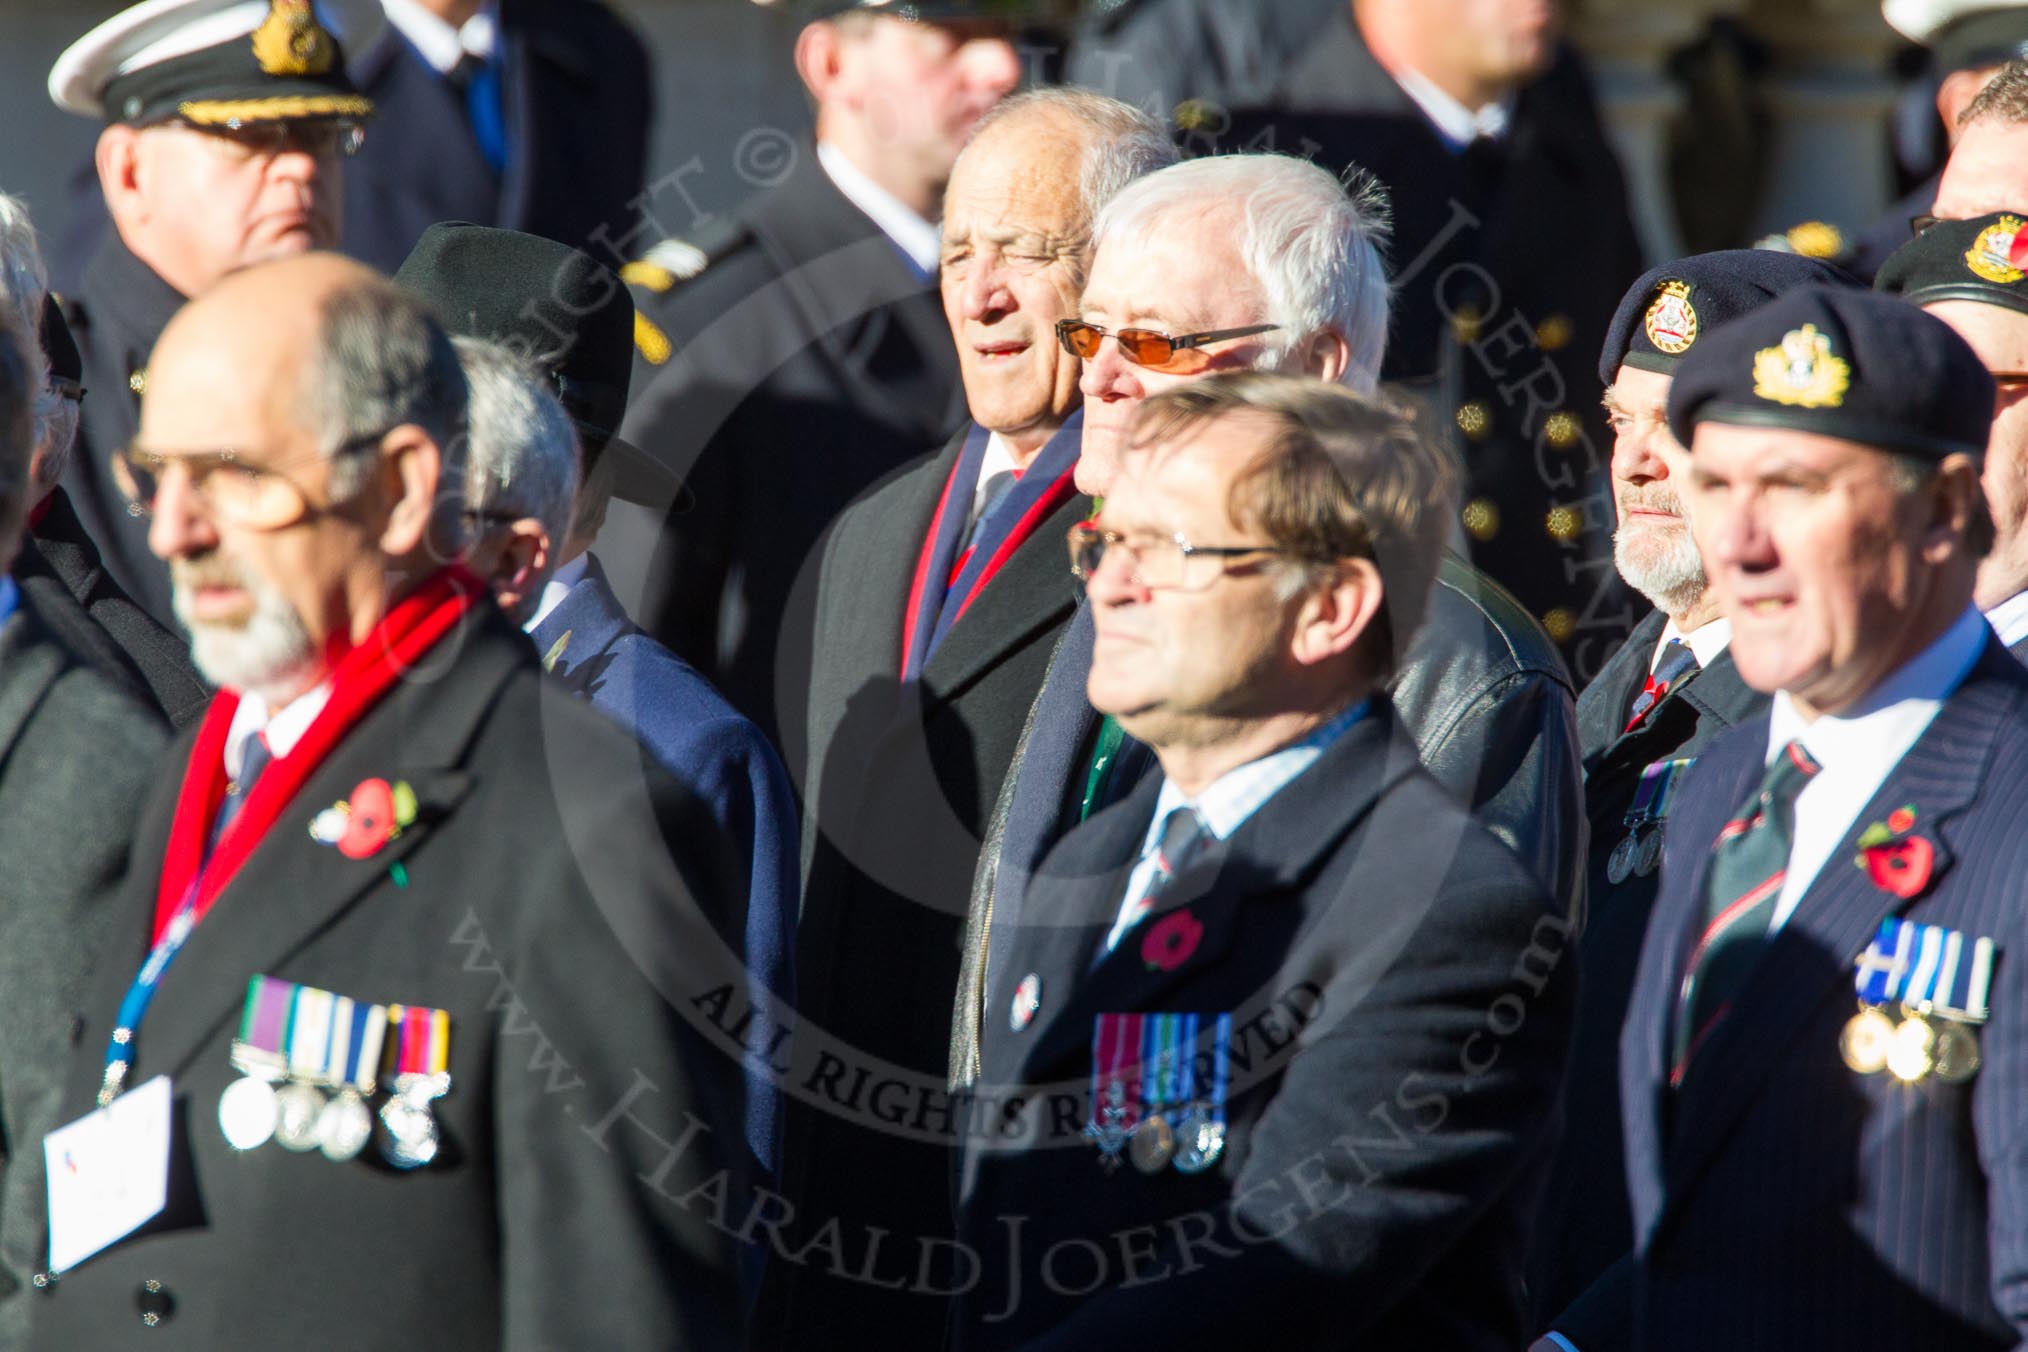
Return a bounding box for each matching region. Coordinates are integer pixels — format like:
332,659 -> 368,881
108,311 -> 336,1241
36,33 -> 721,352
174,561 -> 318,702
1614,518 -> 1707,617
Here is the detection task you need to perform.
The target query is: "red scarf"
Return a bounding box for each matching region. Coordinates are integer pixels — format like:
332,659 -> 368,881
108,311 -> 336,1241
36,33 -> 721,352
152,566 -> 485,942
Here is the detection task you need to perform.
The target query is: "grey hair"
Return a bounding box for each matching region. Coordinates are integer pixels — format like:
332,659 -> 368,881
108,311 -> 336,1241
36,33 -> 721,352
965,87 -> 1179,235
0,309 -> 35,570
0,192 -> 77,489
1091,155 -> 1394,395
299,276 -> 467,510
454,335 -> 579,561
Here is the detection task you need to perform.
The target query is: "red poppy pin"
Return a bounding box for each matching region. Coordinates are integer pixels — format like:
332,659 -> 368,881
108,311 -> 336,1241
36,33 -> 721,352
1854,804 -> 1934,899
309,777 -> 419,859
1142,908 -> 1205,972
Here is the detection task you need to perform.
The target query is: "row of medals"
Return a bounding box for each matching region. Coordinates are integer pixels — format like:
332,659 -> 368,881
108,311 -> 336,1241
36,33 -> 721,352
1839,1002 -> 1980,1083
219,1052 -> 449,1168
1102,1099 -> 1226,1175
1606,821 -> 1663,886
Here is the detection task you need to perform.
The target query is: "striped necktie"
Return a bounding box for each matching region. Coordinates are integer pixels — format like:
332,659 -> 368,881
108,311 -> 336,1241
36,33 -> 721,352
1626,638 -> 1700,732
1672,739 -> 1820,1083
1104,806 -> 1208,957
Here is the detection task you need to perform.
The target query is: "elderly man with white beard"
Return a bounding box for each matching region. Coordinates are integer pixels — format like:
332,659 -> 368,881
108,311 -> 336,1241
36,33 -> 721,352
1529,248 -> 1864,1329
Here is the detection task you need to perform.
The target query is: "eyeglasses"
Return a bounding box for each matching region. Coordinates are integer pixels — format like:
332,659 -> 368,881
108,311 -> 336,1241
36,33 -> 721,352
1067,522 -> 1284,592
156,117 -> 365,163
1054,319 -> 1281,372
1910,214 -> 1940,239
112,433 -> 383,531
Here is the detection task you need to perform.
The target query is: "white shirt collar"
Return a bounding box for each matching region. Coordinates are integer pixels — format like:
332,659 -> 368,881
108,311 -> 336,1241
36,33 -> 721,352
224,681 -> 334,781
1761,605 -> 1988,930
817,141 -> 942,278
523,551 -> 590,635
379,0 -> 499,75
1767,605 -> 1990,762
972,432 -> 1021,522
1657,614 -> 1732,671
1984,588 -> 2028,650
1390,65 -> 1513,151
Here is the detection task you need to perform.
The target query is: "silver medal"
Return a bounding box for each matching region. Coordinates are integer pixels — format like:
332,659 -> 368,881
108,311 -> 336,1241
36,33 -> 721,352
317,1089 -> 375,1162
1606,834 -> 1635,885
378,1090 -> 440,1170
1635,828 -> 1664,878
273,1081 -> 328,1152
1172,1106 -> 1225,1174
218,1076 -> 281,1152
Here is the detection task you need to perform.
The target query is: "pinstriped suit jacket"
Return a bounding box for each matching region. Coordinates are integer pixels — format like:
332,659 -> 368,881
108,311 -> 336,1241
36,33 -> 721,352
1617,635 -> 2028,1349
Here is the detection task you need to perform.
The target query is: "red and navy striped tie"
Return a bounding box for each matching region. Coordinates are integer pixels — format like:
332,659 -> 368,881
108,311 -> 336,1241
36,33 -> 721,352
1626,638 -> 1701,732
1672,738 -> 1820,1083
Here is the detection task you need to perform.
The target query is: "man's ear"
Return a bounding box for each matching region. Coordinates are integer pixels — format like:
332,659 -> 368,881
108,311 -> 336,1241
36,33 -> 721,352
96,125 -> 145,229
478,518 -> 552,622
1289,328 -> 1353,385
1923,452 -> 1986,564
1289,556 -> 1385,668
794,21 -> 848,104
375,425 -> 442,558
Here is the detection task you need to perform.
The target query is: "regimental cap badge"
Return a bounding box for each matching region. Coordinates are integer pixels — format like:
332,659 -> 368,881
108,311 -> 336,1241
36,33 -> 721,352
251,0 -> 335,78
1751,323 -> 1851,409
1643,279 -> 1698,355
1965,214 -> 2028,286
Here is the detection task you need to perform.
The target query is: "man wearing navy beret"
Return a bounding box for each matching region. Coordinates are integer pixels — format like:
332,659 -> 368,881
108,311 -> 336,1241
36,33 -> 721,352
1877,210 -> 2028,657
1555,286 -> 2028,1350
1533,248 -> 1859,1327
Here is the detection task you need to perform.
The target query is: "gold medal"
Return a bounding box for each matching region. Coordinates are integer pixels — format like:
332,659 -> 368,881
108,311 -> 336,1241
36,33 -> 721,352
1840,1005 -> 1895,1074
1887,1015 -> 1935,1083
1128,1115 -> 1175,1174
1931,1021 -> 1981,1083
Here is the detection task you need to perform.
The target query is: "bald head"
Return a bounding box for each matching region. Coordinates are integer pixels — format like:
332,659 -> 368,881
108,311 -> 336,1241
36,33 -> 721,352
140,253 -> 468,701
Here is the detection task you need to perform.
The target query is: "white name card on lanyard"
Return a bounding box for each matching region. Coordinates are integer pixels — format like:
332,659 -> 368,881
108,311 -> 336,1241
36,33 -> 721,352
43,1073 -> 173,1274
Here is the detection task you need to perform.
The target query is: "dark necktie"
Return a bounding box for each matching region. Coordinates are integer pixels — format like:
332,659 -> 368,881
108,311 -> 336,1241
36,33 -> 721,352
1626,639 -> 1701,732
1672,739 -> 1821,1082
210,732 -> 274,852
1105,806 -> 1209,961
448,51 -> 507,175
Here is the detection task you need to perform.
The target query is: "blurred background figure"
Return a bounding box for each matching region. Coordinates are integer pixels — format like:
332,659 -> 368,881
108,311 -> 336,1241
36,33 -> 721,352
47,0 -> 656,282
0,192 -> 206,726
1933,54 -> 2028,216
1849,0 -> 2028,278
46,0 -> 372,627
613,0 -> 1032,748
1070,0 -> 1645,680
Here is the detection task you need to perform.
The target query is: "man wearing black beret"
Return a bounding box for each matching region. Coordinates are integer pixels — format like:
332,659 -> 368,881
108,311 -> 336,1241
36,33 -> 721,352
1559,286 -> 2028,1350
1534,247 -> 1860,1329
1877,210 -> 2028,658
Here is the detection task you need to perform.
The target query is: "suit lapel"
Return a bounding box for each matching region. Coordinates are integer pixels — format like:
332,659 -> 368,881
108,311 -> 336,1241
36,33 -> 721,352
98,613 -> 523,1091
0,609 -> 65,768
1023,712 -> 1414,1075
1658,646 -> 2019,1213
918,490 -> 1086,701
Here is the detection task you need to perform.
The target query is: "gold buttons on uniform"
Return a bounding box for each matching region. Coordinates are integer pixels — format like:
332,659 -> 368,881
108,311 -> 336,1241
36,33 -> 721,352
1543,608 -> 1576,642
128,369 -> 147,395
1535,314 -> 1573,350
1463,497 -> 1500,541
1543,410 -> 1581,448
1451,305 -> 1483,344
1546,504 -> 1584,541
1456,400 -> 1491,440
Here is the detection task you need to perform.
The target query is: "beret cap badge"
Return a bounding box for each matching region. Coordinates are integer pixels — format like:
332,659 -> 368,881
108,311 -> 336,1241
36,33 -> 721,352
1643,279 -> 1698,355
1751,323 -> 1850,410
1965,215 -> 2027,286
251,0 -> 335,79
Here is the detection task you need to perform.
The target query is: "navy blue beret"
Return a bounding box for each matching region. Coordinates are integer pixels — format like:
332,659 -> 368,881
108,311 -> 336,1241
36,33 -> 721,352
1598,249 -> 1862,387
1876,211 -> 2028,318
1665,284 -> 1997,462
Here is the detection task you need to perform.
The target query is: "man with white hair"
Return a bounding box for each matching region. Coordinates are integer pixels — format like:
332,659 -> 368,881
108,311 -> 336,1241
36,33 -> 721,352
0,299 -> 169,1350
779,86 -> 1174,1345
448,336 -> 579,625
0,192 -> 207,725
953,154 -> 1584,1090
